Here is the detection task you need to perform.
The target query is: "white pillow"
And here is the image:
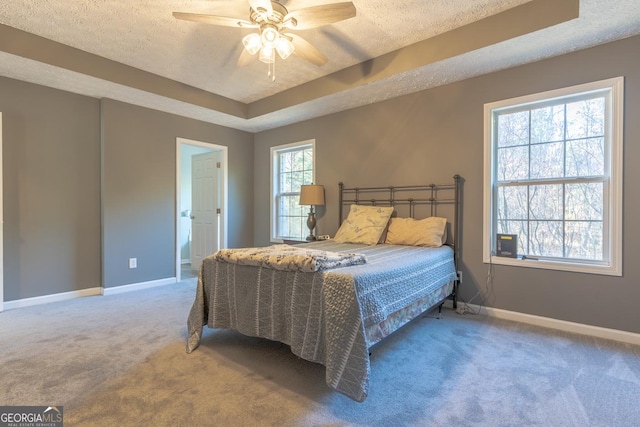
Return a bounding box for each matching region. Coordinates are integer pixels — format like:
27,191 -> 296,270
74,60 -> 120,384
385,216 -> 447,247
334,205 -> 394,245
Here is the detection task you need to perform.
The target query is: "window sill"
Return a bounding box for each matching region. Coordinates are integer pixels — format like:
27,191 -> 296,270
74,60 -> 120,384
483,255 -> 621,276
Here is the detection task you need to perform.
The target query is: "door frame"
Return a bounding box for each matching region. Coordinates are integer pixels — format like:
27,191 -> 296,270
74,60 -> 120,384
175,137 -> 228,282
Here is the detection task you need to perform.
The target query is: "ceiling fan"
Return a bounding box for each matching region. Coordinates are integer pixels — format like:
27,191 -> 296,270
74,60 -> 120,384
173,0 -> 356,80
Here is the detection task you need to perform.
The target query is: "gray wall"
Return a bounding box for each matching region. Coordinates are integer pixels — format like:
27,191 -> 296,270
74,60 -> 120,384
1,76 -> 101,300
3,34 -> 638,335
101,99 -> 253,288
1,80 -> 253,299
254,35 -> 640,335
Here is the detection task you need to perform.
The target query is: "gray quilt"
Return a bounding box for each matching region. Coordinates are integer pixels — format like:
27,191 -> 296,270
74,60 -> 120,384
186,241 -> 456,402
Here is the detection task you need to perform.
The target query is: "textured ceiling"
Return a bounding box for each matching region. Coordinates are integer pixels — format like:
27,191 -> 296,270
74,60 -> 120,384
0,0 -> 639,132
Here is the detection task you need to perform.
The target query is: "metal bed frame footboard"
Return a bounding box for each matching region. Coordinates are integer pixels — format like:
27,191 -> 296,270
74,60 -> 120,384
338,174 -> 462,308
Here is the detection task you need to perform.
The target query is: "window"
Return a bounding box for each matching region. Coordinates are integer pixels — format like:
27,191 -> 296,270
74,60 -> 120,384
483,77 -> 623,275
271,140 -> 315,241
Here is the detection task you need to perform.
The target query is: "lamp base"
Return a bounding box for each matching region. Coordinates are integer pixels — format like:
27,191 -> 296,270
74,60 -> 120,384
306,210 -> 317,241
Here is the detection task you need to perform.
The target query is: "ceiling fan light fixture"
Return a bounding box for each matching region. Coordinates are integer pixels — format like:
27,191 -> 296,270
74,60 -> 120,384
261,26 -> 279,48
276,37 -> 295,60
173,0 -> 357,80
242,33 -> 261,55
259,46 -> 276,64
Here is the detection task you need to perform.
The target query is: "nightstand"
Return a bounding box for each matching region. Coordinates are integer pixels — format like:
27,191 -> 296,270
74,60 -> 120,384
283,239 -> 308,245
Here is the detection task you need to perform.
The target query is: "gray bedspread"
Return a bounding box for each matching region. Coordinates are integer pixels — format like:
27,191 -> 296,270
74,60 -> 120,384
186,241 -> 456,402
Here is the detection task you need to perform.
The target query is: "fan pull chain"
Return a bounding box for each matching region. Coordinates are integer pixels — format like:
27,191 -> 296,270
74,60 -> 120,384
268,60 -> 276,81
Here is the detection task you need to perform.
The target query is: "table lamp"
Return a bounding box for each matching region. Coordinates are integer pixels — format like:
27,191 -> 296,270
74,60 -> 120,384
299,184 -> 325,241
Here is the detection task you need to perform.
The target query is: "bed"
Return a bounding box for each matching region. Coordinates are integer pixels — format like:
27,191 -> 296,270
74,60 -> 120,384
186,175 -> 462,402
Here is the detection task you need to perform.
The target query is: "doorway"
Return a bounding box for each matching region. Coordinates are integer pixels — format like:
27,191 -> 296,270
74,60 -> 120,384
176,138 -> 228,282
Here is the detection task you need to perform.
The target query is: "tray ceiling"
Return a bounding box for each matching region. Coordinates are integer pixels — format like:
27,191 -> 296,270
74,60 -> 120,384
0,0 -> 639,131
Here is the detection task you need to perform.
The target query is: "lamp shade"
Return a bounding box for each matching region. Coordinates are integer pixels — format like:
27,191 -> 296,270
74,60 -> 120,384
299,185 -> 325,206
259,46 -> 275,64
276,36 -> 295,60
242,33 -> 261,55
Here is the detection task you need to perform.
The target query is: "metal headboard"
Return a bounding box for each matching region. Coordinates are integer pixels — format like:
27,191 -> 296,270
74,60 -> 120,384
338,174 -> 462,275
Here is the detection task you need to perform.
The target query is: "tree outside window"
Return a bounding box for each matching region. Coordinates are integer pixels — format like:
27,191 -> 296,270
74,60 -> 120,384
484,77 -> 623,275
271,141 -> 314,241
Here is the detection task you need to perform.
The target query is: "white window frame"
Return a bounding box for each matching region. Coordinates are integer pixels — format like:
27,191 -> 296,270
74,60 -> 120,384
270,139 -> 316,242
483,77 -> 624,276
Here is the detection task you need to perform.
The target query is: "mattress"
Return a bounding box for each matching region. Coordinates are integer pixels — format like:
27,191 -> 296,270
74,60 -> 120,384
186,241 -> 457,401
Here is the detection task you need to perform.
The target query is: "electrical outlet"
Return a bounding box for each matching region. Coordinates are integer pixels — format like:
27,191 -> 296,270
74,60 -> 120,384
129,258 -> 137,269
457,270 -> 462,283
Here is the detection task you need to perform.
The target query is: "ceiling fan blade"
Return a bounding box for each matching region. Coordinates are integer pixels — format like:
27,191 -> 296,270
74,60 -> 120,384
248,0 -> 273,16
172,12 -> 256,28
237,48 -> 255,67
283,2 -> 356,30
286,33 -> 328,66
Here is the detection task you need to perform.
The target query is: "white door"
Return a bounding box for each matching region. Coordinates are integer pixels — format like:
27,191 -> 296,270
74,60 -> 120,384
190,151 -> 220,270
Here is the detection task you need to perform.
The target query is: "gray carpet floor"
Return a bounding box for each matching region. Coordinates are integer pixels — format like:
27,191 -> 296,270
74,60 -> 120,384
1,278 -> 639,426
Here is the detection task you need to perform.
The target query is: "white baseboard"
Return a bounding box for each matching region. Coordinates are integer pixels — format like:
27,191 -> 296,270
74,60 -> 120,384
3,287 -> 103,310
2,277 -> 177,310
445,300 -> 640,346
102,277 -> 176,296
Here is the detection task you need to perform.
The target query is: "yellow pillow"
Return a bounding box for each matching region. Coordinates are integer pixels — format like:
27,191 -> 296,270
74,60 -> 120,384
385,216 -> 447,247
334,205 -> 394,245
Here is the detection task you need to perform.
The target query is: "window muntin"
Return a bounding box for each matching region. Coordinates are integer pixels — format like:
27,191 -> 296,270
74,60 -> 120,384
271,141 -> 314,241
484,77 -> 623,275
